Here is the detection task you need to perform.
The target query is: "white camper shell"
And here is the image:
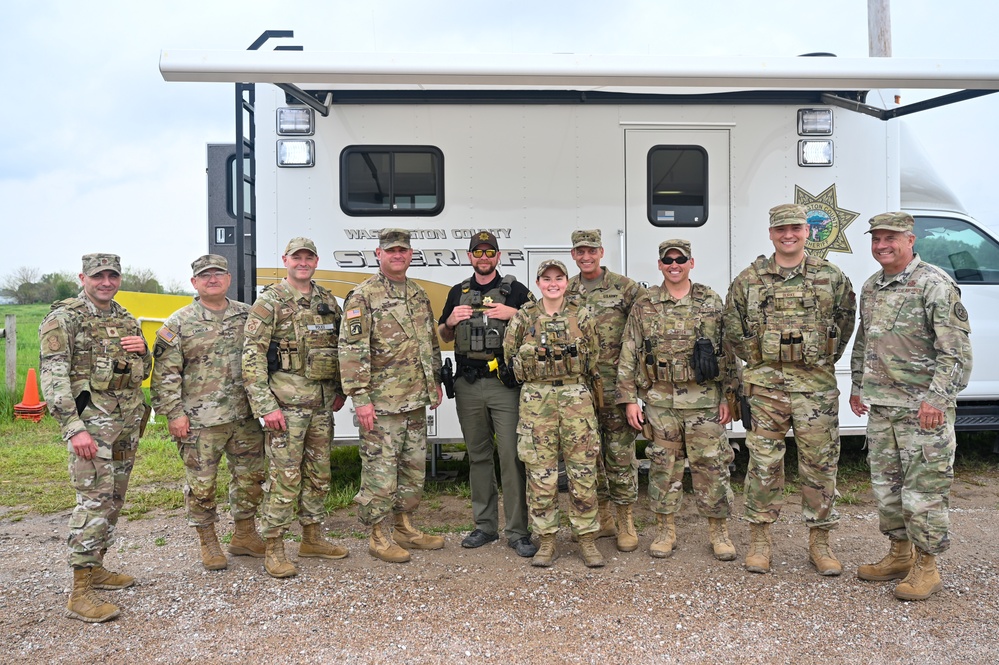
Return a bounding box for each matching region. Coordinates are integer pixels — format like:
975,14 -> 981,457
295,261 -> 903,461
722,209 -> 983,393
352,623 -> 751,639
161,38 -> 999,444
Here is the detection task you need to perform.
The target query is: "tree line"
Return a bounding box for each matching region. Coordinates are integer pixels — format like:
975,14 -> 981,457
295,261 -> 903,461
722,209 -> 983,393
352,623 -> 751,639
1,267 -> 191,305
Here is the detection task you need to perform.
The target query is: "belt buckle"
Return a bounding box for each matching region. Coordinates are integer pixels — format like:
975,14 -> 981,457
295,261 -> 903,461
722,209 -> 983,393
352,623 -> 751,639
553,379 -> 564,387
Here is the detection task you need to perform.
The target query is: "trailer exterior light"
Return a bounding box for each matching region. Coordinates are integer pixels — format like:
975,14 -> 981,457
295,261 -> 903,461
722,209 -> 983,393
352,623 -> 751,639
798,139 -> 833,166
277,139 -> 315,167
798,108 -> 833,135
277,107 -> 314,135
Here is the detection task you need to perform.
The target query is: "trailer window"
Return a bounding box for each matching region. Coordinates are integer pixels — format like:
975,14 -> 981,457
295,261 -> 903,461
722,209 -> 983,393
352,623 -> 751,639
647,146 -> 707,227
913,216 -> 999,285
340,146 -> 444,216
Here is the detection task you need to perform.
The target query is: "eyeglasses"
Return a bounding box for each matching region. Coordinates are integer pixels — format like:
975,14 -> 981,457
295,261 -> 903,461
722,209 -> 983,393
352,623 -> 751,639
197,271 -> 229,280
471,249 -> 497,258
659,256 -> 689,265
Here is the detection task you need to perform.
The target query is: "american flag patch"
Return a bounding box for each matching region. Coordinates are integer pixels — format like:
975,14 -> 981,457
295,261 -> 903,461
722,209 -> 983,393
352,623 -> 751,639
157,327 -> 177,342
346,308 -> 361,319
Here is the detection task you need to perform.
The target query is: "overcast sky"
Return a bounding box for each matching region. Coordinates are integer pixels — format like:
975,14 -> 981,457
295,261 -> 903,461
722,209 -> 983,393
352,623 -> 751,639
1,0 -> 997,288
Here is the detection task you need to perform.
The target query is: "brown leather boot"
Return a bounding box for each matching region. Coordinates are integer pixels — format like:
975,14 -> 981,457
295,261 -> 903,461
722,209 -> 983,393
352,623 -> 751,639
708,517 -> 737,561
299,523 -> 349,559
894,550 -> 943,601
649,513 -> 676,558
615,504 -> 639,552
578,532 -> 606,568
858,539 -> 914,581
745,523 -> 771,574
531,534 -> 559,567
65,567 -> 120,623
808,527 -> 842,576
196,525 -> 228,571
264,537 -> 297,578
91,549 -> 135,590
393,512 -> 444,550
228,518 -> 265,558
368,520 -> 411,563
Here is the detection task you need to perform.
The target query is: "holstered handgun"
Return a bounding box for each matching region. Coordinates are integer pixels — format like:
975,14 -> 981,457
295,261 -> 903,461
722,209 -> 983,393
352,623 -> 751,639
266,341 -> 280,373
440,357 -> 456,399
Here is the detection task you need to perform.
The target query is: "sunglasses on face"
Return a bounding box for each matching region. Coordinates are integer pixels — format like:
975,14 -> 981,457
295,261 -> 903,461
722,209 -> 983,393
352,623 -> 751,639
659,255 -> 689,265
471,249 -> 497,258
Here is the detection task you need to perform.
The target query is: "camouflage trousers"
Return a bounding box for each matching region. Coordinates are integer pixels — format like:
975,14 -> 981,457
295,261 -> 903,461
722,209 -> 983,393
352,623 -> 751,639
744,385 -> 840,529
354,408 -> 428,527
644,404 -> 734,518
177,418 -> 265,527
516,382 -> 600,536
67,402 -> 142,568
594,404 -> 639,505
867,404 -> 956,555
260,405 -> 333,539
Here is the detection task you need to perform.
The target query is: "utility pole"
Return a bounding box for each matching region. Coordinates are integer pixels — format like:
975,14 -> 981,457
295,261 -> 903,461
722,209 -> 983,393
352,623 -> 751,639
869,0 -> 892,57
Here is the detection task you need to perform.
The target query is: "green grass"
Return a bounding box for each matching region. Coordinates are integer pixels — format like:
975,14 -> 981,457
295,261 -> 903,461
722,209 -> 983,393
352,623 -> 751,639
0,304 -> 49,421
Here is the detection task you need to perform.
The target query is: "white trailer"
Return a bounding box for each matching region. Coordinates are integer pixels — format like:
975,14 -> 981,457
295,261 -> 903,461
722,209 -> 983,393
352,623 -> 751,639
162,34 -> 999,444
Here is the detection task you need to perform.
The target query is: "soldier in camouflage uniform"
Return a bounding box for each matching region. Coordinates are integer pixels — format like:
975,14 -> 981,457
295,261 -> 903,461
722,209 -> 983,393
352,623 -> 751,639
617,240 -> 737,561
150,255 -> 266,571
339,228 -> 444,563
504,259 -> 603,568
243,238 -> 349,579
566,229 -> 645,553
724,204 -> 856,576
850,212 -> 972,601
39,253 -> 152,623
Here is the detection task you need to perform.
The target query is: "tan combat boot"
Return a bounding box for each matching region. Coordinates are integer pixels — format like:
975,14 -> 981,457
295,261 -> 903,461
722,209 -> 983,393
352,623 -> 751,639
745,523 -> 771,574
615,504 -> 639,552
578,532 -> 606,568
65,567 -> 120,623
708,517 -> 737,561
894,550 -> 943,601
808,527 -> 842,576
393,512 -> 445,550
368,520 -> 411,563
857,539 -> 914,581
228,518 -> 265,558
91,549 -> 135,590
531,534 -> 559,567
299,523 -> 349,559
264,537 -> 297,578
196,525 -> 228,571
595,500 -> 618,539
649,513 -> 676,558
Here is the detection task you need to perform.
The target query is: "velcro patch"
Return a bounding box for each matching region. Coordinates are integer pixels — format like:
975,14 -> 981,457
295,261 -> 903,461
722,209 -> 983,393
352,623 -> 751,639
156,326 -> 179,346
245,317 -> 262,336
954,302 -> 969,322
250,300 -> 274,322
346,308 -> 361,319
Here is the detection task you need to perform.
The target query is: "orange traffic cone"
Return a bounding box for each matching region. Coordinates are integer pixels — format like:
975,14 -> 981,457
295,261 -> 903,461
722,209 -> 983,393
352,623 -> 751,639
14,368 -> 46,423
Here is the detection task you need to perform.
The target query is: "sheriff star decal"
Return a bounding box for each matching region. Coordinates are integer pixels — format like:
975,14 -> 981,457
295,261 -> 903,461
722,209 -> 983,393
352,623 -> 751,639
795,184 -> 859,259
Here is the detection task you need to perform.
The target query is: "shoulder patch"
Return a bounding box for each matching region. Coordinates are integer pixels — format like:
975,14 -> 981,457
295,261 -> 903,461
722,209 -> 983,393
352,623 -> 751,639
345,307 -> 362,320
156,326 -> 179,346
245,316 -> 263,336
40,318 -> 60,335
953,301 -> 969,322
250,300 -> 274,321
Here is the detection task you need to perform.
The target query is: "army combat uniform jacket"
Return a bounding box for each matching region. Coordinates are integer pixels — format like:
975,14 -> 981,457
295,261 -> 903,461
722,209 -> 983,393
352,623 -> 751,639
339,272 -> 443,414
39,293 -> 151,455
724,254 -> 856,393
150,298 -> 254,428
242,279 -> 344,417
850,254 -> 972,409
617,282 -> 732,410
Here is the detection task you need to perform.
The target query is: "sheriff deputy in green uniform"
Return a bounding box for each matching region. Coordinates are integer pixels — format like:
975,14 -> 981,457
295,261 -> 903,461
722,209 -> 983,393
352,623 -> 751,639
242,237 -> 349,579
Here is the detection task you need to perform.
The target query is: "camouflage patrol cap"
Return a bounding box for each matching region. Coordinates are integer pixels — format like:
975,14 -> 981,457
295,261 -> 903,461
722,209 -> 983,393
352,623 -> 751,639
571,229 -> 602,249
769,203 -> 808,228
469,230 -> 499,251
82,253 -> 121,276
379,228 -> 411,250
866,211 -> 914,234
191,254 -> 228,276
659,239 -> 691,258
536,259 -> 568,278
284,237 -> 318,256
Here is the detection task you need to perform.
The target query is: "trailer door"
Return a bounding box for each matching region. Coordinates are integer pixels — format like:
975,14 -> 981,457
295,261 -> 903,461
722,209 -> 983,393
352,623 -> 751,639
624,129 -> 731,291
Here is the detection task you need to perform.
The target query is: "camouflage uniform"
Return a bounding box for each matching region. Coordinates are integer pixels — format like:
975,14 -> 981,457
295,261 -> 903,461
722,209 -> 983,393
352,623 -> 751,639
724,252 -> 855,528
242,279 -> 343,539
851,253 -> 972,554
567,265 -> 644,506
503,298 -> 601,536
40,284 -> 151,569
617,282 -> 734,518
339,272 -> 443,526
150,297 -> 264,527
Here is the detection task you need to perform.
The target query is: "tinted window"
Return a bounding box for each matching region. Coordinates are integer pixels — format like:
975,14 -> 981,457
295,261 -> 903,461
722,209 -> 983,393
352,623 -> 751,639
648,146 -> 707,227
914,216 -> 999,284
340,146 -> 444,216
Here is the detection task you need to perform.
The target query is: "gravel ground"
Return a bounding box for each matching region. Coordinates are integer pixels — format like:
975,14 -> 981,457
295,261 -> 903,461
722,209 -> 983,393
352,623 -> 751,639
2,472 -> 998,664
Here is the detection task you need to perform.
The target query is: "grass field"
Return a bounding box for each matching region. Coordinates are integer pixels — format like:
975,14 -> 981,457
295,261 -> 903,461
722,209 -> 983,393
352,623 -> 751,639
0,304 -> 48,420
